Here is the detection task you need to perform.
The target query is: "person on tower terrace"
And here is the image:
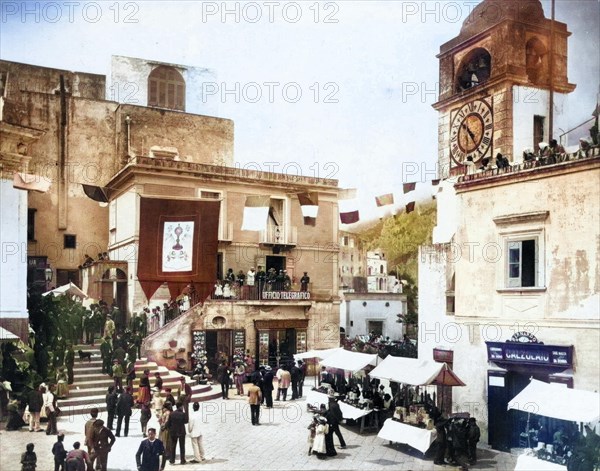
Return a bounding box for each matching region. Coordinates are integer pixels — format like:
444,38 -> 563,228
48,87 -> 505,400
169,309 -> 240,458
464,156 -> 476,175
300,272 -> 310,292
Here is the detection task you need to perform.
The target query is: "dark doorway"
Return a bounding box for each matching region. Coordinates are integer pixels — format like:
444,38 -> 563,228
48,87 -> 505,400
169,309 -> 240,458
488,370 -> 549,451
533,115 -> 545,149
205,330 -> 232,375
216,253 -> 223,281
266,255 -> 285,274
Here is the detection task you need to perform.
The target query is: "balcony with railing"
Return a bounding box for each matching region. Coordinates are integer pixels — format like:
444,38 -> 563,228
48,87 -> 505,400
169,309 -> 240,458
208,280 -> 312,302
259,225 -> 298,248
456,145 -> 599,185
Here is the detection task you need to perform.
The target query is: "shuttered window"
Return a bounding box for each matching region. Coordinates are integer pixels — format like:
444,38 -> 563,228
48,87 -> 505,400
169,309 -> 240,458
148,66 -> 185,111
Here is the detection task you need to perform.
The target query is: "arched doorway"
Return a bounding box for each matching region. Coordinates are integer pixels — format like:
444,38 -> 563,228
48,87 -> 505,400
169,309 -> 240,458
101,268 -> 128,315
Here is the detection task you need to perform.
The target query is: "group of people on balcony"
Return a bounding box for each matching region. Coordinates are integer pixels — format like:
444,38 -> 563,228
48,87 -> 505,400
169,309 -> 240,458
213,267 -> 310,300
465,137 -> 597,177
80,252 -> 110,269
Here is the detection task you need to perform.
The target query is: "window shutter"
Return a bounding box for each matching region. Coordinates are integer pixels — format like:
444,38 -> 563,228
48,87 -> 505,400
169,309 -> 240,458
149,79 -> 157,105
507,241 -> 522,287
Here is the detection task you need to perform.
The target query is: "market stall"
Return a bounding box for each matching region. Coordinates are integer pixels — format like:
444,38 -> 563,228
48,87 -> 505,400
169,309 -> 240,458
508,379 -> 600,471
369,355 -> 466,453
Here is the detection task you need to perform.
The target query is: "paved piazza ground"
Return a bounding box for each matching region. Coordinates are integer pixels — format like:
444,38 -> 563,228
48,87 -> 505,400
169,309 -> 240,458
0,380 -> 517,471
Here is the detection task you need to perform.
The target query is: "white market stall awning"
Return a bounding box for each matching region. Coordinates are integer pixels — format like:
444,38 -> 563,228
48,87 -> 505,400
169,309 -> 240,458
42,282 -> 88,300
368,356 -> 465,386
0,326 -> 20,341
319,349 -> 379,372
507,379 -> 600,424
294,347 -> 344,361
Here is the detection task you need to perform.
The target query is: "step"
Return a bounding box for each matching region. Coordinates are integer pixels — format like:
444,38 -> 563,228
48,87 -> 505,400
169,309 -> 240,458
58,386 -> 224,417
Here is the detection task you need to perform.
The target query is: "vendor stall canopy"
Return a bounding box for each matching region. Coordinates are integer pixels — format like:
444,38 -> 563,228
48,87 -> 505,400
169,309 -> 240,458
294,347 -> 344,361
42,282 -> 88,299
507,379 -> 600,424
319,349 -> 381,372
368,356 -> 465,386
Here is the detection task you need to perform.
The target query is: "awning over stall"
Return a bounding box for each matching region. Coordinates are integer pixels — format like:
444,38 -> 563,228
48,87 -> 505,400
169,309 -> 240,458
369,356 -> 465,386
42,282 -> 88,300
319,349 -> 380,372
507,379 -> 600,423
294,347 -> 344,361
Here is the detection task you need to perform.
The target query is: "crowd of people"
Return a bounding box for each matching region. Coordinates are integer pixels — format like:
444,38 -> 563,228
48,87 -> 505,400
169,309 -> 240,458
212,267 -> 311,300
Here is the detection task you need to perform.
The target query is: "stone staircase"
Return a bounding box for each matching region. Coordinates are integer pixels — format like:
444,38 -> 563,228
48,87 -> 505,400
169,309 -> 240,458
58,344 -> 222,417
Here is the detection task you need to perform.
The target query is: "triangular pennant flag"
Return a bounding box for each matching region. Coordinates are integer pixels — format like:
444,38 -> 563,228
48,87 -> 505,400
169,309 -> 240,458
82,184 -> 109,203
340,210 -> 360,224
339,188 -> 357,200
13,173 -> 52,193
405,201 -> 416,214
241,195 -> 270,231
403,182 -> 416,194
431,179 -> 440,186
375,193 -> 394,207
298,192 -> 319,226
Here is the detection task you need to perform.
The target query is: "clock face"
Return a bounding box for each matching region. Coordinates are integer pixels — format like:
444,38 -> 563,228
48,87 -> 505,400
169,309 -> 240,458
450,99 -> 493,165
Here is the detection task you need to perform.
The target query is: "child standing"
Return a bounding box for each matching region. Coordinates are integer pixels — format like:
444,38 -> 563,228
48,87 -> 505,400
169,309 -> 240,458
140,402 -> 152,438
52,433 -> 67,471
21,443 -> 37,471
151,388 -> 164,419
307,415 -> 318,456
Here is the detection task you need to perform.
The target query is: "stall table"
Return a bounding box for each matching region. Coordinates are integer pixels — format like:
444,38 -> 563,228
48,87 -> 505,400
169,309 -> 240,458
377,418 -> 437,454
305,390 -> 374,433
514,454 -> 567,471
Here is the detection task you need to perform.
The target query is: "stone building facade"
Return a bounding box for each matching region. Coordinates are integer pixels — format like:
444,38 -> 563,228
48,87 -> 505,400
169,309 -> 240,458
419,0 -> 599,450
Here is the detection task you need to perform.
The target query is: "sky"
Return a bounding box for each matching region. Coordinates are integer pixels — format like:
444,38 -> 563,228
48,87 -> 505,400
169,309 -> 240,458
1,0 -> 598,223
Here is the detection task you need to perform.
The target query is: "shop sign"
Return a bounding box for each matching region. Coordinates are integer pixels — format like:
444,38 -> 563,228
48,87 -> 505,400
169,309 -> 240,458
486,341 -> 573,368
262,291 -> 311,300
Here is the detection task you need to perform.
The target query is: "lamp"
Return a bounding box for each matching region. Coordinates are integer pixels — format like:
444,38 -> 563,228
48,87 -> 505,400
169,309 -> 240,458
44,267 -> 53,282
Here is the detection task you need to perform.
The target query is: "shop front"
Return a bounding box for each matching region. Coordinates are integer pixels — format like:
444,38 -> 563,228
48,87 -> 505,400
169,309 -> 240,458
255,319 -> 308,368
486,334 -> 574,452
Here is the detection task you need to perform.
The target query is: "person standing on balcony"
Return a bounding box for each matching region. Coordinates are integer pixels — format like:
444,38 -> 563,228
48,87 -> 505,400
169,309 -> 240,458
300,272 -> 310,292
246,267 -> 256,300
256,266 -> 266,299
225,268 -> 235,284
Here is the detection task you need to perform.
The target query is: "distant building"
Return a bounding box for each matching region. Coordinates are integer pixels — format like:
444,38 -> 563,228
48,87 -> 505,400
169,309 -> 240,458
338,235 -> 405,340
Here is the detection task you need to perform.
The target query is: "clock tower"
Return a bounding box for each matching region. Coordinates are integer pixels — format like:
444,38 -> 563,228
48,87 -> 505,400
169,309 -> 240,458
433,0 -> 576,177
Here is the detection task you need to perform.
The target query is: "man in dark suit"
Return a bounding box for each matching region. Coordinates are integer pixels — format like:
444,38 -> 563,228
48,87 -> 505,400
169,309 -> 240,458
166,402 -> 188,465
216,361 -> 230,400
327,397 -> 347,449
91,418 -> 115,471
115,387 -> 134,437
262,366 -> 274,408
136,427 -> 166,471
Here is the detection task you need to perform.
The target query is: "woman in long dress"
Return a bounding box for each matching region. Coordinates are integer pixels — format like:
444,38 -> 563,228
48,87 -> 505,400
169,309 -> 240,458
55,367 -> 69,399
137,369 -> 152,404
312,416 -> 329,457
159,402 -> 173,461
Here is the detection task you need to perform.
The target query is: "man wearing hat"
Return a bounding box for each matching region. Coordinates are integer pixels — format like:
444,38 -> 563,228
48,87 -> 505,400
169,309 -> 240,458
103,315 -> 115,347
262,365 -> 274,408
246,267 -> 256,300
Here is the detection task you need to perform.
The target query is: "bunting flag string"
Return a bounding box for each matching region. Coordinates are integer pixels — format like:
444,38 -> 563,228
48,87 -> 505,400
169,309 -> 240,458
241,195 -> 270,232
340,210 -> 360,224
405,201 -> 416,214
375,193 -> 394,207
403,182 -> 416,194
12,173 -> 52,193
298,192 -> 319,226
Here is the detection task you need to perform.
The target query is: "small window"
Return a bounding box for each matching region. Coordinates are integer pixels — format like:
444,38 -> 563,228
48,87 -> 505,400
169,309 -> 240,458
148,65 -> 185,111
200,191 -> 221,200
342,236 -> 349,246
28,208 -> 37,241
507,239 -> 537,287
64,234 -> 77,249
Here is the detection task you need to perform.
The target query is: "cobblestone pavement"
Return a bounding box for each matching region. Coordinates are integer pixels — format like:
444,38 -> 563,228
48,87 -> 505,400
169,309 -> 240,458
0,381 -> 518,471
